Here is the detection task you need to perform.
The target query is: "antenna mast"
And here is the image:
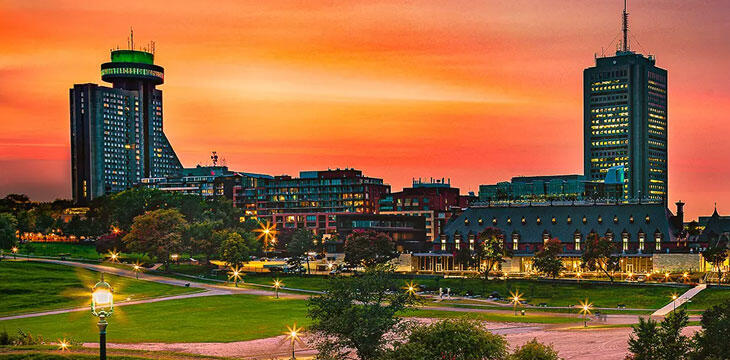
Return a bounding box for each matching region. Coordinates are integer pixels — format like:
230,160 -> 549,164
130,27 -> 134,50
622,0 -> 629,52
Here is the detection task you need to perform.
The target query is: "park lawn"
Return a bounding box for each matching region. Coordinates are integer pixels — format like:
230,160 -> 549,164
243,274 -> 330,292
430,301 -> 654,315
0,261 -> 200,317
17,243 -> 102,260
0,295 -> 309,343
685,287 -> 730,310
0,345 -> 232,360
403,308 -> 582,324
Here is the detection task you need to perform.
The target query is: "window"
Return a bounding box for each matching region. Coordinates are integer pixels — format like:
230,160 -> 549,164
567,216 -> 572,224
512,233 -> 519,251
537,217 -> 542,225
645,215 -> 651,224
492,218 -> 497,225
464,219 -> 469,226
478,218 -> 483,226
655,232 -> 662,251
521,217 -> 526,225
574,232 -> 582,251
469,234 -> 475,250
614,216 -> 619,224
551,217 -> 557,224
582,216 -> 587,224
598,216 -> 603,224
629,215 -> 634,223
507,217 -> 512,225
543,232 -> 550,243
622,232 -> 629,251
638,232 -> 645,251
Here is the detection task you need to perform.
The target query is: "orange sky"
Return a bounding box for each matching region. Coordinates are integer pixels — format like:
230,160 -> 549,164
1,0 -> 729,219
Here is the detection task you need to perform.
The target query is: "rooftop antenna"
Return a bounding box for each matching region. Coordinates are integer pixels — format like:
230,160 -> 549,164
211,151 -> 219,166
130,27 -> 134,50
622,0 -> 629,52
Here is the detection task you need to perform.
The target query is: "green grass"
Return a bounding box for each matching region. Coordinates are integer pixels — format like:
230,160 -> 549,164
0,295 -> 309,343
685,287 -> 730,310
403,308 -> 581,324
0,261 -> 200,317
429,301 -> 654,315
0,345 -> 233,359
17,244 -> 102,260
243,273 -> 330,292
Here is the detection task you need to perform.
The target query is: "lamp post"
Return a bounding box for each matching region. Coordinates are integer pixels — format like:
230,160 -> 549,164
509,290 -> 523,316
274,279 -> 282,299
91,274 -> 113,360
11,246 -> 18,259
671,294 -> 678,313
133,263 -> 142,280
579,299 -> 593,327
286,324 -> 301,360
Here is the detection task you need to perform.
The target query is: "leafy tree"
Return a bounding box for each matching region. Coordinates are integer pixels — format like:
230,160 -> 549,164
0,213 -> 18,250
122,209 -> 188,271
287,229 -> 315,274
581,234 -> 620,283
691,300 -> 730,359
455,245 -> 475,270
702,242 -> 728,285
628,317 -> 660,360
475,227 -> 510,279
186,221 -> 222,264
657,309 -> 690,360
343,230 -> 397,268
307,269 -> 414,360
95,231 -> 125,254
510,338 -> 561,360
219,232 -> 254,268
383,319 -> 508,360
533,238 -> 564,279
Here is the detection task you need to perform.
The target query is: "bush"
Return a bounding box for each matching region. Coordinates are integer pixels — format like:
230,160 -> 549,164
13,329 -> 45,345
511,339 -> 561,360
0,329 -> 13,345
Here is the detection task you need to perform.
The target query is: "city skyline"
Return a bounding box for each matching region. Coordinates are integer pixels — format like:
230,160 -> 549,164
1,1 -> 730,218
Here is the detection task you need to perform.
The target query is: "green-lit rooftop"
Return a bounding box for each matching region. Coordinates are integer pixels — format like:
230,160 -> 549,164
110,50 -> 154,65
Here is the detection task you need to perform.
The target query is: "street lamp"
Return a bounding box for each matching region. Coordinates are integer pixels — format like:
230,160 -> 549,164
228,265 -> 243,287
671,294 -> 678,313
274,279 -> 282,299
57,338 -> 69,351
133,262 -> 142,280
170,253 -> 179,264
285,324 -> 301,359
682,272 -> 689,283
404,281 -> 418,297
91,274 -> 113,360
664,272 -> 671,282
11,246 -> 18,259
579,299 -> 593,327
509,290 -> 523,316
107,250 -> 119,263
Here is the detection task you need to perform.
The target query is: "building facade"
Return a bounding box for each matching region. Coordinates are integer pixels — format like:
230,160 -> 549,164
583,51 -> 668,202
335,214 -> 427,252
478,172 -> 624,204
257,169 -> 391,234
70,48 -> 181,204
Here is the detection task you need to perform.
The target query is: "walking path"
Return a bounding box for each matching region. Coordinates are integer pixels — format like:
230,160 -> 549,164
652,283 -> 706,316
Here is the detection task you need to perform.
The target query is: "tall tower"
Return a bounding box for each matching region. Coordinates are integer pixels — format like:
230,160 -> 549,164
583,1 -> 668,202
70,37 -> 181,204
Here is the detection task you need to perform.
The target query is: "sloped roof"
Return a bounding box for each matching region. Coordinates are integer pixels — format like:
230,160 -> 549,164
443,203 -> 677,244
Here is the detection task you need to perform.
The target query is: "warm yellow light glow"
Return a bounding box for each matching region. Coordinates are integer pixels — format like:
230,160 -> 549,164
107,250 -> 119,262
255,221 -> 277,249
92,289 -> 112,306
627,272 -> 634,278
228,265 -> 243,284
11,246 -> 18,253
403,281 -> 418,296
111,226 -> 120,235
171,253 -> 179,260
286,323 -> 302,342
683,272 -> 689,278
672,294 -> 678,301
579,299 -> 593,316
665,272 -> 671,279
274,279 -> 282,288
58,339 -> 69,351
327,262 -> 334,269
509,290 -> 523,305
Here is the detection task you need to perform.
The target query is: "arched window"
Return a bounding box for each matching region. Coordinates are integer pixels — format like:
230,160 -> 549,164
492,217 -> 497,225
629,215 -> 634,224
478,218 -> 483,226
464,218 -> 469,226
614,215 -> 619,224
542,231 -> 551,244
567,216 -> 572,224
654,231 -> 662,251
521,217 -> 526,225
582,216 -> 587,224
507,217 -> 512,225
598,216 -> 603,224
574,231 -> 582,251
605,230 -> 614,242
645,215 -> 651,224
638,231 -> 646,251
621,231 -> 630,251
537,217 -> 542,225
551,216 -> 557,224
512,232 -> 520,251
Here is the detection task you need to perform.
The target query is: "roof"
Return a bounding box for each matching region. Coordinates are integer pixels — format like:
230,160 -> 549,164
443,203 -> 678,244
699,208 -> 730,246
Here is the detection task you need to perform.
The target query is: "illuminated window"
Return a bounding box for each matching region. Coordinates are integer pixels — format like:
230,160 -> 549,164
478,218 -> 483,226
512,232 -> 519,251
614,216 -> 619,224
507,217 -> 512,225
655,232 -> 662,251
492,218 -> 497,225
536,217 -> 542,225
464,219 -> 469,226
551,217 -> 557,224
629,215 -> 634,223
645,215 -> 651,224
542,232 -> 550,244
638,232 -> 645,251
622,232 -> 629,251
567,216 -> 572,224
598,216 -> 603,224
574,232 -> 582,251
521,217 -> 526,225
582,216 -> 587,224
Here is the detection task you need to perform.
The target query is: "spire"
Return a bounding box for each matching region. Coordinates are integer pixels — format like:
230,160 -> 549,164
622,0 -> 629,52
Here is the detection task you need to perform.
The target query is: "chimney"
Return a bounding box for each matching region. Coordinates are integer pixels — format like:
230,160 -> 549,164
674,200 -> 685,229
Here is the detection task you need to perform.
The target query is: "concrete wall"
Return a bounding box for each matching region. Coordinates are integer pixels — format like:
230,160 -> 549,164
652,253 -> 702,272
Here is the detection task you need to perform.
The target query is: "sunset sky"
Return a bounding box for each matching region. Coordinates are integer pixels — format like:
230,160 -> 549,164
1,0 -> 729,219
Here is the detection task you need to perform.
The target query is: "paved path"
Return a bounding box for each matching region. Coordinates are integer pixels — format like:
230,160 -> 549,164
652,283 -> 706,316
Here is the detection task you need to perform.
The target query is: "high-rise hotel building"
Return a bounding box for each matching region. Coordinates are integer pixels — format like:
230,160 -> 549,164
70,48 -> 182,204
583,11 -> 668,202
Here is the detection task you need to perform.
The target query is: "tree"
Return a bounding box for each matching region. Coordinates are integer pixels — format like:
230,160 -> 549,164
287,229 -> 315,274
510,338 -> 561,360
532,238 -> 564,279
475,227 -> 510,279
383,319 -> 508,360
186,221 -> 221,264
657,309 -> 690,360
628,317 -> 660,360
581,234 -> 620,283
307,269 -> 414,360
702,242 -> 728,285
691,299 -> 730,359
455,245 -> 475,270
0,213 -> 18,250
343,230 -> 397,269
219,231 -> 258,268
122,209 -> 188,271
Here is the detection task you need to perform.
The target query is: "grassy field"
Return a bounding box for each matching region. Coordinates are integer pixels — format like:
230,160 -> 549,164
0,295 -> 310,343
685,287 -> 730,310
243,274 -> 330,292
16,243 -> 102,260
0,345 -> 231,360
404,308 -> 582,324
0,261 -> 200,317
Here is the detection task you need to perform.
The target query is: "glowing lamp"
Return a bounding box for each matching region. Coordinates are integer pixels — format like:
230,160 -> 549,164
91,274 -> 113,318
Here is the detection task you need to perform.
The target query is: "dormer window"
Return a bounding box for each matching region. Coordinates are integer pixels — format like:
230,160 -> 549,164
613,216 -> 619,224
521,217 -> 526,225
629,215 -> 634,223
582,216 -> 587,224
507,217 -> 512,225
478,218 -> 483,226
492,218 -> 497,225
551,217 -> 557,224
567,216 -> 572,224
536,217 -> 542,225
464,219 -> 470,226
598,216 -> 603,224
645,215 -> 651,224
